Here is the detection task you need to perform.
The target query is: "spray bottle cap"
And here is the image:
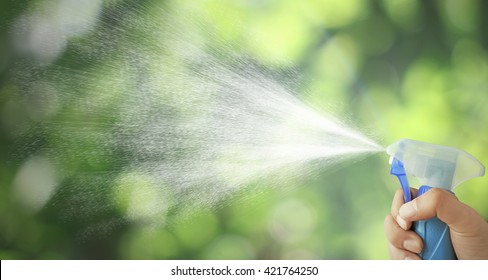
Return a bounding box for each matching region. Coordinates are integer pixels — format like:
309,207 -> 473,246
387,139 -> 485,190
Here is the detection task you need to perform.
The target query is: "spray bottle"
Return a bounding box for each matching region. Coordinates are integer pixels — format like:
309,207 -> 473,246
387,139 -> 485,259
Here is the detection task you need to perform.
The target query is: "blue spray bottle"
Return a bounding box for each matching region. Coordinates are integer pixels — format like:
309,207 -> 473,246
387,139 -> 485,260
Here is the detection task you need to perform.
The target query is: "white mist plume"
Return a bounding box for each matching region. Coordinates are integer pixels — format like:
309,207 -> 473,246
14,2 -> 382,231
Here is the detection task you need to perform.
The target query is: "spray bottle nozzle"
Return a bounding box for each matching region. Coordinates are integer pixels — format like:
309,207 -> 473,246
389,157 -> 411,202
387,139 -> 485,191
387,139 -> 485,260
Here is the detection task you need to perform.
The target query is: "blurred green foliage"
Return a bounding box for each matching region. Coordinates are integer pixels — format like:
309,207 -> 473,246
1,0 -> 488,260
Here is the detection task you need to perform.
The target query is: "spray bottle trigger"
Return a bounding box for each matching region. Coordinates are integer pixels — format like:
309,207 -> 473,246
390,157 -> 412,203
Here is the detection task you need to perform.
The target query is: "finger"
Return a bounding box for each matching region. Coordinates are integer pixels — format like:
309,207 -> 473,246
384,214 -> 423,253
390,189 -> 404,217
387,242 -> 422,260
391,188 -> 419,216
391,188 -> 418,230
398,188 -> 485,233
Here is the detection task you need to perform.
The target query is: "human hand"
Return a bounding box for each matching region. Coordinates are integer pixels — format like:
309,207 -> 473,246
384,188 -> 488,259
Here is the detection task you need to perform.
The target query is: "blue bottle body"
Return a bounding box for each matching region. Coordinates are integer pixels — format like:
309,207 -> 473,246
413,186 -> 457,260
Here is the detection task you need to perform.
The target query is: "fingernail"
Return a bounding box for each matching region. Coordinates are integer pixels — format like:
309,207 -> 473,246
403,239 -> 422,254
399,199 -> 418,219
396,215 -> 407,230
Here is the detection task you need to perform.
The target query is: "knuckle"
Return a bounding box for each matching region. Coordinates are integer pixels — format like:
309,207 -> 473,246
390,233 -> 404,248
394,188 -> 404,199
427,188 -> 446,207
395,188 -> 403,196
384,219 -> 406,247
384,215 -> 398,233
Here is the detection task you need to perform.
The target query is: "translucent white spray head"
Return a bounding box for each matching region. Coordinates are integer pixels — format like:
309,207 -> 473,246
387,139 -> 485,191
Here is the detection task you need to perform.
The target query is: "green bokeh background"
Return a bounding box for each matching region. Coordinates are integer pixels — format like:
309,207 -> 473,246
1,0 -> 488,259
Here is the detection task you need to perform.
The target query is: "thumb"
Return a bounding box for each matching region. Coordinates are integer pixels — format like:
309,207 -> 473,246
398,188 -> 483,234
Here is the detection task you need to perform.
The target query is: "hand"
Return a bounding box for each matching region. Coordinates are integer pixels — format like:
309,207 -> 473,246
384,188 -> 488,259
